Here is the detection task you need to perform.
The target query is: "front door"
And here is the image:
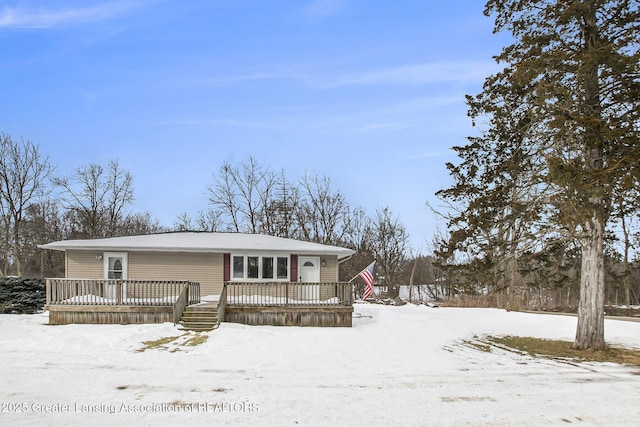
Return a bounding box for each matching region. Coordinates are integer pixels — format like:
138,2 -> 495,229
104,252 -> 127,299
299,256 -> 320,300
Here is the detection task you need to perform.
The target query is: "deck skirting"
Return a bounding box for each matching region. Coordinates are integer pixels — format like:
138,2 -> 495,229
46,305 -> 174,325
224,306 -> 353,327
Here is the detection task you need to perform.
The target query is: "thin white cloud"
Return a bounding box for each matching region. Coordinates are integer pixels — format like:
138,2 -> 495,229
300,0 -> 346,21
199,62 -> 497,92
159,93 -> 467,137
399,149 -> 454,161
351,122 -> 409,134
0,1 -> 145,29
156,118 -> 283,131
377,95 -> 464,114
202,71 -> 302,86
320,62 -> 500,88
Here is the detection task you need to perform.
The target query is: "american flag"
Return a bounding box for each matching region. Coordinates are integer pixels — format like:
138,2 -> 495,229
359,261 -> 375,300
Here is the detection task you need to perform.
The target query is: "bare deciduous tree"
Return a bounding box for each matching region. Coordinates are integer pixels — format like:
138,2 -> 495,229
22,199 -> 65,277
105,160 -> 134,235
0,133 -> 53,275
53,159 -> 134,238
372,207 -> 409,298
208,157 -> 275,233
260,170 -> 299,238
297,173 -> 349,245
174,210 -> 222,232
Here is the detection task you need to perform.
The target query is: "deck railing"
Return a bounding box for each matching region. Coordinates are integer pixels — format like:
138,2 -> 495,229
188,282 -> 200,305
224,282 -> 353,307
46,279 -> 201,307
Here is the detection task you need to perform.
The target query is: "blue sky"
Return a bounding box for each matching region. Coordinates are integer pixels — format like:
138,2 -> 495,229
0,0 -> 508,249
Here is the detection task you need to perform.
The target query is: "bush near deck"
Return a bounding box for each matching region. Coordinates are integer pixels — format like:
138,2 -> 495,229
0,277 -> 46,314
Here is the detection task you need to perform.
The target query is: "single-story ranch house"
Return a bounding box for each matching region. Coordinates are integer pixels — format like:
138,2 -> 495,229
39,232 -> 357,329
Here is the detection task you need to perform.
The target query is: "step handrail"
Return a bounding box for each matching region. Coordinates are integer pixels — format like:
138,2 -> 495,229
173,283 -> 190,325
217,284 -> 227,328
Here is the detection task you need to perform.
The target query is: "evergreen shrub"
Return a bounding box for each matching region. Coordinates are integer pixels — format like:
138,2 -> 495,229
0,277 -> 46,314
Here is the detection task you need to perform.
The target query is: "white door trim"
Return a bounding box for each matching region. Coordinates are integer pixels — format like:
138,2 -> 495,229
104,252 -> 128,299
298,256 -> 320,300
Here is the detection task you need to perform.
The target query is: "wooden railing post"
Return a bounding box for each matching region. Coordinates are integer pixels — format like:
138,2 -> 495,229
116,280 -> 122,305
286,282 -> 289,306
45,279 -> 51,305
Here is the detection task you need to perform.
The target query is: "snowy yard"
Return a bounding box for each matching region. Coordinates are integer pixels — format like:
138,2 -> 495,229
1,305 -> 640,426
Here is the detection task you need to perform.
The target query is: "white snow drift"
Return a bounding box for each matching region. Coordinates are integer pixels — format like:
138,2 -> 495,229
1,305 -> 639,426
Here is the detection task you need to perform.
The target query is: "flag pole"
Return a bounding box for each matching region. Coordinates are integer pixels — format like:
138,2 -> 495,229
348,260 -> 375,283
350,261 -> 376,300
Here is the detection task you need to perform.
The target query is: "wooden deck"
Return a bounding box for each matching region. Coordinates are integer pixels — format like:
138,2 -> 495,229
48,304 -> 175,325
225,282 -> 353,306
43,279 -> 354,327
223,282 -> 354,327
45,279 -> 200,325
224,305 -> 353,327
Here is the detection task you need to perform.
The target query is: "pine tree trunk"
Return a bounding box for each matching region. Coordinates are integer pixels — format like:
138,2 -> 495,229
572,2 -> 607,351
573,217 -> 606,350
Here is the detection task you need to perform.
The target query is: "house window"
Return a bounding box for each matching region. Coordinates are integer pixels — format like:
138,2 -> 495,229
104,252 -> 128,280
109,259 -> 122,279
233,256 -> 244,279
262,257 -> 274,279
247,256 -> 259,279
277,257 -> 288,279
231,254 -> 290,281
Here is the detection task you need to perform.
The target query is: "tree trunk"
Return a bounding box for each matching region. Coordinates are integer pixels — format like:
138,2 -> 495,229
408,257 -> 418,303
13,224 -> 22,277
573,217 -> 606,350
572,2 -> 607,351
621,213 -> 632,305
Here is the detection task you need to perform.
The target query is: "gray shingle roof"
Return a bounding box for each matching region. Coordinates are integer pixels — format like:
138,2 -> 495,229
39,232 -> 356,259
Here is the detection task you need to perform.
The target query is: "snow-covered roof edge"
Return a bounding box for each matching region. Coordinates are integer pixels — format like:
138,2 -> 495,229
38,231 -> 356,259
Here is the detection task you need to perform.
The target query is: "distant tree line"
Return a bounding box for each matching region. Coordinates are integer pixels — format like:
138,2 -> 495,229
174,156 -> 411,296
0,134 -> 413,295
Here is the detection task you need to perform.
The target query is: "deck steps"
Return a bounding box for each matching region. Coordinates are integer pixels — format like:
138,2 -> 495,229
179,304 -> 220,332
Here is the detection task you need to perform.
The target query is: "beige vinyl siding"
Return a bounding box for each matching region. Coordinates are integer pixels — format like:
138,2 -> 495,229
319,255 -> 339,282
66,251 -> 103,279
127,252 -> 223,297
66,250 -> 224,296
65,250 -> 339,296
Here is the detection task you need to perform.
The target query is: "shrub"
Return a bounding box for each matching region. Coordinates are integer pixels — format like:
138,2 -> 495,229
0,277 -> 46,314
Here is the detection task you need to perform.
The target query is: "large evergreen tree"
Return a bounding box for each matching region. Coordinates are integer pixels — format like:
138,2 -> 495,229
438,0 -> 639,349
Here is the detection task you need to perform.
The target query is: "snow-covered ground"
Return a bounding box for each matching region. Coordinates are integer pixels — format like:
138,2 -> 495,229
1,305 -> 640,426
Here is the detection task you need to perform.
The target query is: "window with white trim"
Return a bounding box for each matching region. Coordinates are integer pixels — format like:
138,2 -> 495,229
232,254 -> 289,281
232,256 -> 244,279
276,257 -> 288,279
